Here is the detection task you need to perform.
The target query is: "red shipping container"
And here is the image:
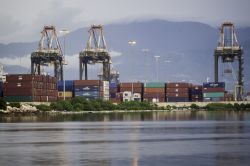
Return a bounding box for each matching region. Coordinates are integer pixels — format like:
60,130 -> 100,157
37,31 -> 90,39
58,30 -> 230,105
167,82 -> 191,88
119,82 -> 142,88
166,87 -> 189,93
143,93 -> 165,98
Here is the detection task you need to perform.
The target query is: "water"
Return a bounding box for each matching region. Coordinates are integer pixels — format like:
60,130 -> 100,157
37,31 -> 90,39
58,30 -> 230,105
1,111 -> 250,166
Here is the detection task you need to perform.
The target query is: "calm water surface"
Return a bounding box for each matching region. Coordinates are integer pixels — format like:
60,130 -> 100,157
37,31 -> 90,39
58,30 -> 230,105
0,111 -> 250,166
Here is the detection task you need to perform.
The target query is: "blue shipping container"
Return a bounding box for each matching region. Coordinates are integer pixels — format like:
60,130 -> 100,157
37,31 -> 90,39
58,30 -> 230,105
191,89 -> 203,95
74,91 -> 99,97
74,86 -> 99,92
58,80 -> 74,91
109,82 -> 117,88
203,82 -> 225,88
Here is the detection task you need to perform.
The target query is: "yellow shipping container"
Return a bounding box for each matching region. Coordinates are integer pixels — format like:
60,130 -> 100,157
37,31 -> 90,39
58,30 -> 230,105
58,91 -> 73,98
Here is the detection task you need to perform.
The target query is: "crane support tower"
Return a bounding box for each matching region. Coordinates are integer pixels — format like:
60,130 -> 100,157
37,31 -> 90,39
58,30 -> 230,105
31,26 -> 64,81
214,22 -> 244,100
98,68 -> 120,83
79,25 -> 111,81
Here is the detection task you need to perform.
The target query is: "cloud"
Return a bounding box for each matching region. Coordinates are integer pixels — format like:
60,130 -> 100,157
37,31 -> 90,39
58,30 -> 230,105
1,0 -> 250,44
110,50 -> 122,57
0,54 -> 30,68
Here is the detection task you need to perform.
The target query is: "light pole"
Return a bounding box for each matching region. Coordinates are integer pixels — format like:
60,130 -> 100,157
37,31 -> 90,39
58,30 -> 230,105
59,29 -> 70,101
154,55 -> 160,81
154,55 -> 160,102
142,48 -> 149,81
128,40 -> 137,100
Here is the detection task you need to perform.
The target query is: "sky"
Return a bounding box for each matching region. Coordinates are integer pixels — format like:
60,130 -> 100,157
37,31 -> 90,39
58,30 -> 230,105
0,0 -> 250,44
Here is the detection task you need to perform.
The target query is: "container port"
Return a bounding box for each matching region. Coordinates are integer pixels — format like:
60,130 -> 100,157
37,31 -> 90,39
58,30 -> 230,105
0,22 -> 248,103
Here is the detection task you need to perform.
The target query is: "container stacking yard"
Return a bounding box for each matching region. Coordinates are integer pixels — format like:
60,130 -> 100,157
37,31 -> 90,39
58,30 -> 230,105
1,74 -> 239,103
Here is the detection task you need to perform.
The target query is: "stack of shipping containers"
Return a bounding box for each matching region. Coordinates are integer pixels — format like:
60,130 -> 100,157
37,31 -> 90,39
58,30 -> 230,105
190,85 -> 203,102
4,74 -> 57,102
166,83 -> 190,102
109,81 -> 120,103
119,82 -> 143,101
203,82 -> 225,102
57,80 -> 74,100
144,82 -> 165,102
73,80 -> 109,100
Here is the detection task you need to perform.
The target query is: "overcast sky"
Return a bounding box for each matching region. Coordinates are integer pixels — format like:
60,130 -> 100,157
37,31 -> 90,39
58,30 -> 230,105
0,0 -> 250,44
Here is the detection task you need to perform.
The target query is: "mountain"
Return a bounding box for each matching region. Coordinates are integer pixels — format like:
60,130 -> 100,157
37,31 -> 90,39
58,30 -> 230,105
0,20 -> 250,91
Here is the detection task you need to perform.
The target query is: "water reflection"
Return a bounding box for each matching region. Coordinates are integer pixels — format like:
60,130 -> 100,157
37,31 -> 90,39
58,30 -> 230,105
0,111 -> 249,123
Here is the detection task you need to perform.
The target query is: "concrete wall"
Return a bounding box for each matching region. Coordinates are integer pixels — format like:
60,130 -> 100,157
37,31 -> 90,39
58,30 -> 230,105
156,101 -> 250,107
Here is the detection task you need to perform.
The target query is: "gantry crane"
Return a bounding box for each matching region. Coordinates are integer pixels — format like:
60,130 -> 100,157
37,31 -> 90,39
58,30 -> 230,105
79,25 -> 111,81
31,26 -> 64,80
214,22 -> 244,100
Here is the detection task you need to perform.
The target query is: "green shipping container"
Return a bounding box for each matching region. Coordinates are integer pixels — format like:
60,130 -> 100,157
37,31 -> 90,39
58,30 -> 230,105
4,96 -> 33,102
203,92 -> 224,98
144,82 -> 165,88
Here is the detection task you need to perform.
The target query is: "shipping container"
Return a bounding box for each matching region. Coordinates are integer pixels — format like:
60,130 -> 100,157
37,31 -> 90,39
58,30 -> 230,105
109,88 -> 118,93
144,82 -> 165,88
203,97 -> 224,102
167,82 -> 191,88
132,93 -> 141,101
73,80 -> 101,86
203,87 -> 225,93
203,82 -> 225,88
74,85 -> 99,91
203,92 -> 225,98
119,87 -> 142,93
166,97 -> 189,102
4,96 -> 33,102
58,80 -> 74,91
109,82 -> 117,88
166,88 -> 189,93
166,92 -> 189,98
191,89 -> 203,95
143,93 -> 165,98
58,91 -> 73,98
144,88 -> 165,93
119,82 -> 143,88
58,97 -> 72,101
74,91 -> 100,97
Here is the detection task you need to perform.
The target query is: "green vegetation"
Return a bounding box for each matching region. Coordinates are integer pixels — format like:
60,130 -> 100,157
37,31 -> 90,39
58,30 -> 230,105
36,104 -> 52,111
8,102 -> 21,108
34,97 -> 161,112
205,103 -> 250,111
190,103 -> 200,110
0,97 -> 7,110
